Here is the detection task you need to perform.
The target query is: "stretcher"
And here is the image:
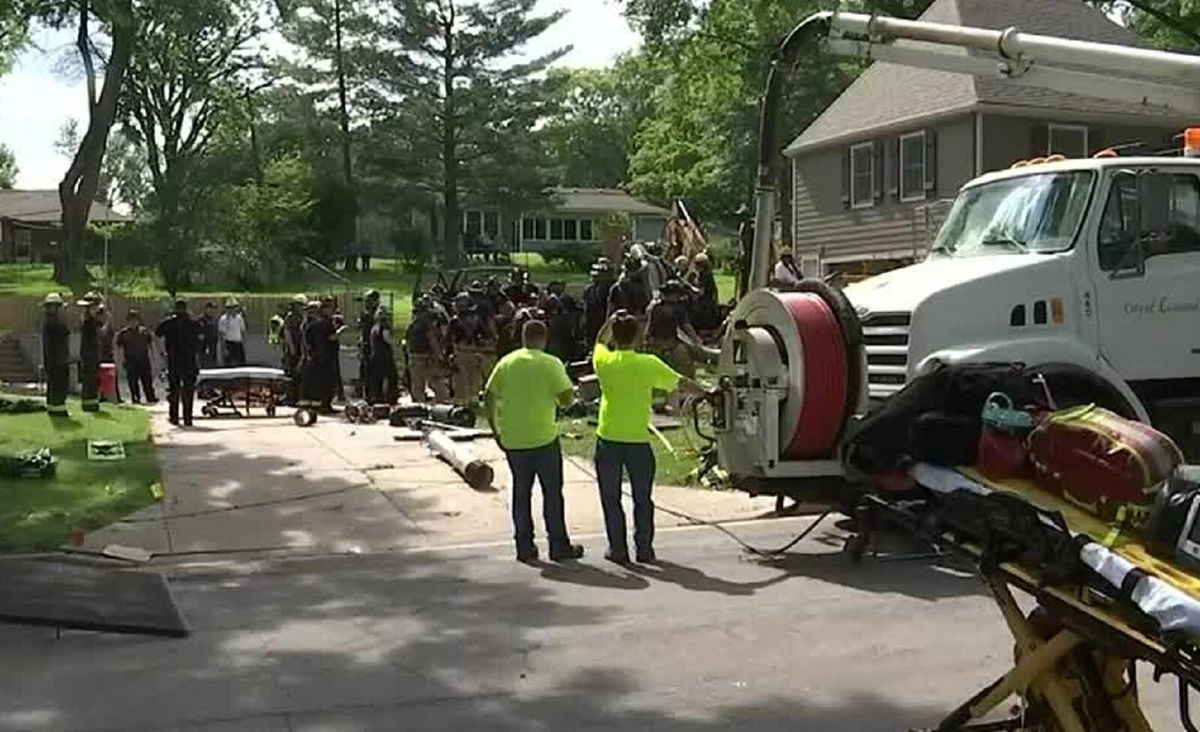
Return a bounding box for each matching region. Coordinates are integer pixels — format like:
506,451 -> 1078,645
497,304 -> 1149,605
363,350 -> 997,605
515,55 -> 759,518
853,465 -> 1200,731
196,367 -> 290,418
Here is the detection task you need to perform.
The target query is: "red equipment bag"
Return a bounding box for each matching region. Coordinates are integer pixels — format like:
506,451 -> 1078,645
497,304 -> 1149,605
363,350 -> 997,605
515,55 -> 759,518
977,428 -> 1029,480
1028,405 -> 1183,518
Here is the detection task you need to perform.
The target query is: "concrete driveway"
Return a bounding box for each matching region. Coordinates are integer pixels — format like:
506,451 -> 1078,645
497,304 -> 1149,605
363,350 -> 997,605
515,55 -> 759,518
83,408 -> 776,560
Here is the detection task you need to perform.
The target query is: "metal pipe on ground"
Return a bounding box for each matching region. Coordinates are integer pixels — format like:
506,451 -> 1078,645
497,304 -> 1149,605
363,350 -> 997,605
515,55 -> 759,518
425,429 -> 494,490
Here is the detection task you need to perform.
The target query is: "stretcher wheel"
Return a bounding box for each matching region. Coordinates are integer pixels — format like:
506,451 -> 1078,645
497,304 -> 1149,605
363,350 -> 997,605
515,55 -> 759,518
294,409 -> 317,427
843,534 -> 867,564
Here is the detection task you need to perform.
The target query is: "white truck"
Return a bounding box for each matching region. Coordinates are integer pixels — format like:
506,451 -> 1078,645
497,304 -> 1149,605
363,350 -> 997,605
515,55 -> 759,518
714,11 -> 1200,492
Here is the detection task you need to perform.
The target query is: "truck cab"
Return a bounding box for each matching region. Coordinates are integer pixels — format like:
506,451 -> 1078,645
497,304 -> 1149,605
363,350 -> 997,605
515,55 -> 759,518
846,154 -> 1200,450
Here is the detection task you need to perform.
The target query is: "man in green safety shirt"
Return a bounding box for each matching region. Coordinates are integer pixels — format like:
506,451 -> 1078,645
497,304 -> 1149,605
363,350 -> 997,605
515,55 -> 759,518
485,319 -> 584,564
592,310 -> 702,564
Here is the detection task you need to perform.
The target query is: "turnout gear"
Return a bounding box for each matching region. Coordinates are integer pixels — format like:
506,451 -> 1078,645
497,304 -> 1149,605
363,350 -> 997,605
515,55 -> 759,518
299,307 -> 336,410
41,299 -> 70,416
79,307 -> 101,412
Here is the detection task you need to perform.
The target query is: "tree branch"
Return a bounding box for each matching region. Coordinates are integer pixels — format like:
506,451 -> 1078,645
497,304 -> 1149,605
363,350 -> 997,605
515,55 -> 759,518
77,0 -> 97,111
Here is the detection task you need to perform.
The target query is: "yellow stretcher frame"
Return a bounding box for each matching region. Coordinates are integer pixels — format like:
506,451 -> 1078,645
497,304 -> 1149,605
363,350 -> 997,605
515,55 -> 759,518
859,487 -> 1200,732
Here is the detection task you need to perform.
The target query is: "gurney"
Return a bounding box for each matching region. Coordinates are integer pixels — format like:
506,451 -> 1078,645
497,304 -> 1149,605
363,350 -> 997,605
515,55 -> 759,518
196,367 -> 290,418
852,465 -> 1200,731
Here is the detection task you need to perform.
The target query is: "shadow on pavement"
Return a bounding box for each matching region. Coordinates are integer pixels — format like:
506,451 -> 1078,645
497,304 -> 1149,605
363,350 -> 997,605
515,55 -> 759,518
538,560 -> 651,590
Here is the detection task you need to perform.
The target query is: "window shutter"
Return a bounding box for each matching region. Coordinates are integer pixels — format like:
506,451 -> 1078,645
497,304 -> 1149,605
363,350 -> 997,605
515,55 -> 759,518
873,139 -> 885,204
888,137 -> 900,201
1031,124 -> 1049,157
840,148 -> 851,209
924,130 -> 938,199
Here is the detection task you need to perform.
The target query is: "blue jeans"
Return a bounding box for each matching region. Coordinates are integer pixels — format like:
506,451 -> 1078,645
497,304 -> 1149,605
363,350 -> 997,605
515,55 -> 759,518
505,440 -> 570,551
594,438 -> 656,556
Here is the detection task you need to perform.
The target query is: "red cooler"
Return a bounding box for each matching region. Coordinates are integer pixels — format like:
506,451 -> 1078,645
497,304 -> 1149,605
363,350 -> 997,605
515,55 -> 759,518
99,363 -> 118,400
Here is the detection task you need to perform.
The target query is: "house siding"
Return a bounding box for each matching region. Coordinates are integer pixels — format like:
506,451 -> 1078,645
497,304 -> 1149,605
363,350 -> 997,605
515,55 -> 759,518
980,114 -> 1182,171
791,114 -> 975,273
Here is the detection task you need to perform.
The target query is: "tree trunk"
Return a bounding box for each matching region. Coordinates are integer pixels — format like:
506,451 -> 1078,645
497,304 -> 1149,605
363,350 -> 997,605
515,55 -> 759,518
334,0 -> 358,271
56,0 -> 134,287
440,12 -> 462,266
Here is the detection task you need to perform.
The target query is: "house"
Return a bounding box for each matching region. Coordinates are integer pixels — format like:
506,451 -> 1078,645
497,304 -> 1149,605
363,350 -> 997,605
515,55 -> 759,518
784,0 -> 1191,279
381,188 -> 673,258
0,190 -> 129,263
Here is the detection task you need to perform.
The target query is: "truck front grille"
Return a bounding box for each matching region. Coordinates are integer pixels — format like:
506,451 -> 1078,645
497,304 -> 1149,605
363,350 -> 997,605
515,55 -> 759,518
861,311 -> 911,399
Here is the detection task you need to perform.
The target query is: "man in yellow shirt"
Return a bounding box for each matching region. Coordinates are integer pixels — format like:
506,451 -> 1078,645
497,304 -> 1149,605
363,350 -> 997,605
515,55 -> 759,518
592,310 -> 700,564
485,320 -> 584,563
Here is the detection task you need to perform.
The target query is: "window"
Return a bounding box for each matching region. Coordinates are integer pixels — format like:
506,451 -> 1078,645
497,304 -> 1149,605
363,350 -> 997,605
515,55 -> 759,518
550,218 -> 565,240
13,229 -> 32,262
484,211 -> 499,238
1099,172 -> 1200,271
900,132 -> 926,202
464,210 -> 483,236
534,218 -> 547,239
1048,124 -> 1088,157
521,217 -> 535,240
850,142 -> 875,209
563,219 -> 578,240
579,219 -> 595,241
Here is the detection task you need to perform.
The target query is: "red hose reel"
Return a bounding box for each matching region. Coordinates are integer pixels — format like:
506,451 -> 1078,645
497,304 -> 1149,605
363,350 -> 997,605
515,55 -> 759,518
778,292 -> 850,459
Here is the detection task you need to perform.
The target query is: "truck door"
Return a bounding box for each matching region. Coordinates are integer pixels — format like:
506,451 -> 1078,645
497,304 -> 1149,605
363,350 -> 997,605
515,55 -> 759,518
1094,169 -> 1200,381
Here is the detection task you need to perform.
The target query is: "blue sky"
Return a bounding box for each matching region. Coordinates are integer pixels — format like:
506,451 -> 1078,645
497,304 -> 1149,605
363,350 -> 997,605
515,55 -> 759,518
0,0 -> 641,189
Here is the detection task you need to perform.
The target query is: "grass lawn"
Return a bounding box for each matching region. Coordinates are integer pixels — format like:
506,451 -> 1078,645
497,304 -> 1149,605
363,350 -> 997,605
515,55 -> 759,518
558,416 -> 713,488
0,399 -> 160,552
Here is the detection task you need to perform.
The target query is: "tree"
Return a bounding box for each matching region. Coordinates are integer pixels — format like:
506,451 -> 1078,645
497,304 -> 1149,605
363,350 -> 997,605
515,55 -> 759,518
278,0 -> 372,268
31,0 -> 136,285
360,0 -> 569,264
0,143 -> 17,189
120,0 -> 262,292
55,119 -> 150,209
543,57 -> 663,189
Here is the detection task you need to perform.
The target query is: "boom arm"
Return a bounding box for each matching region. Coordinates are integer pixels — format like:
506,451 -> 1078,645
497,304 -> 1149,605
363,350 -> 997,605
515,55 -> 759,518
750,11 -> 1200,291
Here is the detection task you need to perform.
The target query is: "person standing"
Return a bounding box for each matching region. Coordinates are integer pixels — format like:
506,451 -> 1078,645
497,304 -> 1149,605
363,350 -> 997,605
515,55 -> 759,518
608,256 -> 651,318
282,294 -> 307,403
592,310 -> 698,564
116,309 -> 157,403
448,293 -> 496,406
324,297 -> 346,405
96,304 -> 120,403
582,258 -> 615,346
76,291 -> 102,412
645,281 -> 700,379
357,289 -> 381,400
485,319 -> 584,563
773,251 -> 803,287
405,296 -> 449,403
687,253 -> 721,332
197,302 -> 220,369
41,292 -> 71,417
367,306 -> 400,404
156,298 -> 201,426
218,300 -> 247,367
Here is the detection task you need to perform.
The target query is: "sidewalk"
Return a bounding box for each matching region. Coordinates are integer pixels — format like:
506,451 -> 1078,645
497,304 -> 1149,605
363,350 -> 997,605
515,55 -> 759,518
81,406 -> 776,560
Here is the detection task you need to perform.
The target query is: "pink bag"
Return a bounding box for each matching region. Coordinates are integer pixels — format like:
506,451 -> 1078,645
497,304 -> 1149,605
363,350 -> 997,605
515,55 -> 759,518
977,428 -> 1029,480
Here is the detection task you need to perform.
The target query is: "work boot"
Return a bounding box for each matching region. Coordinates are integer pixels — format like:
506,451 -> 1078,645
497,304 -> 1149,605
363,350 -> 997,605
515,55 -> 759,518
636,548 -> 657,564
604,548 -> 630,566
549,543 -> 584,562
516,545 -> 539,564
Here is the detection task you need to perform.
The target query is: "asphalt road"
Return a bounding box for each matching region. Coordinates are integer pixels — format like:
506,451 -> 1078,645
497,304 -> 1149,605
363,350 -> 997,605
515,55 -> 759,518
0,517 -> 1184,731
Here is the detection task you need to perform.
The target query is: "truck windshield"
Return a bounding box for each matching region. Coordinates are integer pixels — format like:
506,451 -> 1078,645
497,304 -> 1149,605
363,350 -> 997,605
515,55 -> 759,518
932,171 -> 1094,257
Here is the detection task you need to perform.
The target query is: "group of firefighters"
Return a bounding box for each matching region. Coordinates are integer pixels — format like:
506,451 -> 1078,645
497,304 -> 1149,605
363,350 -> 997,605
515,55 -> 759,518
402,243 -> 722,406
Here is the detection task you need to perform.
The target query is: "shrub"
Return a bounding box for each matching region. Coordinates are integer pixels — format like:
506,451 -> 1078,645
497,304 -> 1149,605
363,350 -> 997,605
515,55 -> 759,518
541,243 -> 602,273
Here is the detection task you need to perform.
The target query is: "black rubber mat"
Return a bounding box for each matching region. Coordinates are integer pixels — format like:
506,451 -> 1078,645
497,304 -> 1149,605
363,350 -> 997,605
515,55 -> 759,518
0,560 -> 188,637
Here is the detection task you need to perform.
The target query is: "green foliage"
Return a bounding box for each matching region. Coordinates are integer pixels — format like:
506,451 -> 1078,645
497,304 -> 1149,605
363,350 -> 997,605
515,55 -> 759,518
541,243 -> 603,273
0,143 -> 16,189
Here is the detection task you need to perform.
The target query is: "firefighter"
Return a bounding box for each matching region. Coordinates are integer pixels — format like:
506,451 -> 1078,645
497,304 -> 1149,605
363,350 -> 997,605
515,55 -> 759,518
608,255 -> 651,319
368,306 -> 400,404
116,309 -> 156,404
268,304 -> 287,353
41,292 -> 70,417
688,252 -> 721,333
645,280 -> 700,379
282,294 -> 307,403
582,258 -> 615,346
298,300 -> 330,411
156,298 -> 201,427
357,289 -> 381,400
76,291 -> 103,412
448,292 -> 496,406
197,301 -> 220,369
405,296 -> 449,403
